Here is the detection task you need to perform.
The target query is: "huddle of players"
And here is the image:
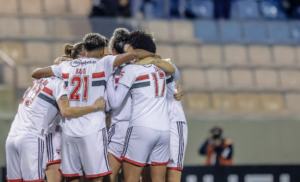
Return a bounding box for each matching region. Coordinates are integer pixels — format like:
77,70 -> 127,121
5,28 -> 188,182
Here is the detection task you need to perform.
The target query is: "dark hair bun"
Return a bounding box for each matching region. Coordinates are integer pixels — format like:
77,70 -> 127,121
64,44 -> 73,56
109,28 -> 130,54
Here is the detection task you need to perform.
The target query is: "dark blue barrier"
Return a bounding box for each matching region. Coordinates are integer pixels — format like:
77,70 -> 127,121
182,165 -> 300,182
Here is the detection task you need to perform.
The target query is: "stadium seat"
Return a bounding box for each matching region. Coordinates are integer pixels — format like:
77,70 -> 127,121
146,20 -> 171,42
279,70 -> 300,90
211,93 -> 237,112
260,0 -> 286,19
206,69 -> 229,89
231,69 -> 254,89
25,42 -> 52,64
69,0 -> 92,16
267,22 -> 290,44
52,19 -> 75,40
296,46 -> 300,63
186,93 -> 211,112
285,94 -> 300,112
260,94 -> 284,112
176,45 -> 199,66
219,21 -> 242,43
181,69 -> 206,90
20,0 -> 42,15
0,42 -> 24,63
17,66 -> 31,88
248,45 -> 272,67
0,89 -> 14,111
186,0 -> 214,19
69,19 -> 92,40
52,42 -> 67,59
273,46 -> 296,67
171,21 -> 195,42
0,0 -> 18,15
243,21 -> 267,44
224,45 -> 248,66
290,22 -> 300,44
194,21 -> 218,42
255,69 -> 278,89
200,45 -> 223,66
3,66 -> 13,85
23,18 -> 48,39
44,0 -> 67,16
230,0 -> 260,19
0,18 -> 21,39
155,44 -> 177,64
236,94 -> 261,112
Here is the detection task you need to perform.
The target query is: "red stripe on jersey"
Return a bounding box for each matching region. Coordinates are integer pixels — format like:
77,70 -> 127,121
85,171 -> 112,178
92,72 -> 105,78
115,78 -> 119,84
62,73 -> 69,79
42,87 -> 53,96
135,74 -> 149,81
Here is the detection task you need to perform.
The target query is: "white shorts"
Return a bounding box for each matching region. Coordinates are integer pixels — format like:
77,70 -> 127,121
107,121 -> 129,162
121,126 -> 170,167
167,121 -> 188,171
60,128 -> 111,178
46,130 -> 61,166
6,135 -> 46,182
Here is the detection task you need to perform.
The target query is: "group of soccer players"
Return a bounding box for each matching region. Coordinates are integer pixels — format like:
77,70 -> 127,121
5,28 -> 188,182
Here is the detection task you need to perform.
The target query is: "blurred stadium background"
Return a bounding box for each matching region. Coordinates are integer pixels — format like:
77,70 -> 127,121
1,0 -> 300,181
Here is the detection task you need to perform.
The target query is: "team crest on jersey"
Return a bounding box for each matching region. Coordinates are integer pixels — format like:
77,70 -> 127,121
56,149 -> 60,155
120,71 -> 125,77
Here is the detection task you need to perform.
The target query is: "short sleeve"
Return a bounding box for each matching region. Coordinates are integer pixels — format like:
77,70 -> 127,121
53,80 -> 68,101
118,66 -> 136,88
103,55 -> 117,77
51,64 -> 63,79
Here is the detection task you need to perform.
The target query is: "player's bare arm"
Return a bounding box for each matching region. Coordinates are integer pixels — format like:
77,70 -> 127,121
31,67 -> 55,79
174,84 -> 183,101
57,95 -> 106,117
113,49 -> 155,67
135,57 -> 175,74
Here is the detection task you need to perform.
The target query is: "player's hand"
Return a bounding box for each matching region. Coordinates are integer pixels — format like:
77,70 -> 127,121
134,57 -> 156,65
174,84 -> 183,101
154,54 -> 162,59
54,55 -> 71,65
94,96 -> 106,110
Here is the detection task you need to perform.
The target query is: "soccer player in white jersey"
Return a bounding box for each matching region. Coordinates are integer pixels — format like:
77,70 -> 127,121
6,75 -> 106,182
46,42 -> 85,182
105,28 -> 131,182
31,33 -> 159,182
107,31 -> 175,182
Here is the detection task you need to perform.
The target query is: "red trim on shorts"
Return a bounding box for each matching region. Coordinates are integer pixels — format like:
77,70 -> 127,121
6,178 -> 23,182
47,159 -> 61,166
112,154 -> 122,163
151,159 -> 170,166
121,156 -> 146,167
85,171 -> 112,178
58,169 -> 79,177
23,179 -> 44,182
167,167 -> 183,171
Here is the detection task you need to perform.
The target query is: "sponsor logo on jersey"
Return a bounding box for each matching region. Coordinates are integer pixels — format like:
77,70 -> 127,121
169,159 -> 175,164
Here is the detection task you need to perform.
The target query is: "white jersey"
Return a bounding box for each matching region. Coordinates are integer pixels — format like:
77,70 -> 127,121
109,66 -> 131,124
166,75 -> 186,123
51,56 -> 116,137
8,77 -> 67,139
118,64 -> 169,131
